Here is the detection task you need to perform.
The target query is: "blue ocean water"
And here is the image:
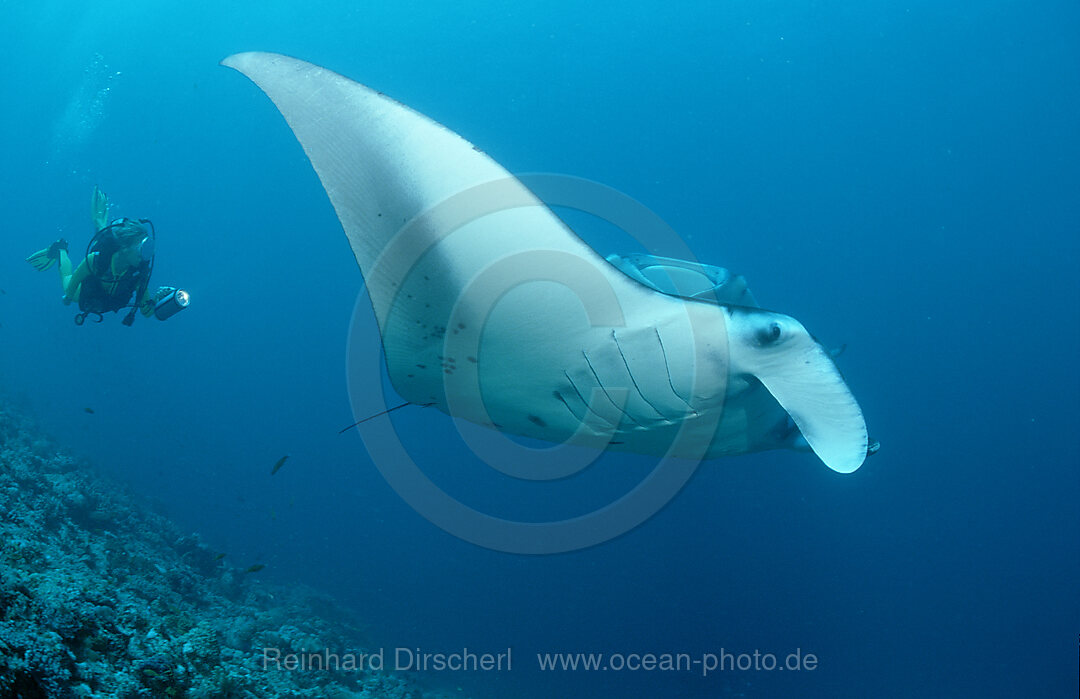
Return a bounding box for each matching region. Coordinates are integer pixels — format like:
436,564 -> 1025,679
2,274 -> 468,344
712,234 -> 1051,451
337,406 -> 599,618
2,1 -> 1078,696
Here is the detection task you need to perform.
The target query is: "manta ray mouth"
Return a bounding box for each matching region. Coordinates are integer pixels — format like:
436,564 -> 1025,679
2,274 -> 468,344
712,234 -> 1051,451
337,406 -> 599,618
725,307 -> 868,473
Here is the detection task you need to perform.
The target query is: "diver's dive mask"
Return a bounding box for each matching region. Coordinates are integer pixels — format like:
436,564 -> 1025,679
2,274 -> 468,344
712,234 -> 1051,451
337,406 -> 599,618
136,235 -> 155,262
109,217 -> 155,263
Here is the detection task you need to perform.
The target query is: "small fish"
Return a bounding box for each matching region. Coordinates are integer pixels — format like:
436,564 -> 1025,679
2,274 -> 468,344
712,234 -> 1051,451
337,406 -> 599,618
84,407 -> 95,414
244,564 -> 265,574
213,552 -> 226,561
270,454 -> 289,475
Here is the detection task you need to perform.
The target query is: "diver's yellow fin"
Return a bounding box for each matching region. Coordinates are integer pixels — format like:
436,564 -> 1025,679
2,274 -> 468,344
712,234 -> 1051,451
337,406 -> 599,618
26,247 -> 56,271
26,238 -> 68,272
91,185 -> 109,231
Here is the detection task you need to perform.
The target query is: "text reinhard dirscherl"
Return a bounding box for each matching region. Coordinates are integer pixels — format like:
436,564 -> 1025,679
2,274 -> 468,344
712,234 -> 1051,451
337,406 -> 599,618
262,647 -> 512,673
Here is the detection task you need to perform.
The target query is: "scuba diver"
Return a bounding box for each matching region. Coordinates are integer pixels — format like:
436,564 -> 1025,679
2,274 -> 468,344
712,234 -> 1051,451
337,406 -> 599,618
26,186 -> 189,325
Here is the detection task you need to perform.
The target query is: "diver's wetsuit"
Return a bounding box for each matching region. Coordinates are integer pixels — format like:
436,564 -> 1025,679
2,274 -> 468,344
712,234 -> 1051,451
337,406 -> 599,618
63,250 -> 155,318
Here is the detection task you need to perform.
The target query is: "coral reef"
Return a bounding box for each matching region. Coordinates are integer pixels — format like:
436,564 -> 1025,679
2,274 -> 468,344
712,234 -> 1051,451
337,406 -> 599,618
0,402 -> 465,699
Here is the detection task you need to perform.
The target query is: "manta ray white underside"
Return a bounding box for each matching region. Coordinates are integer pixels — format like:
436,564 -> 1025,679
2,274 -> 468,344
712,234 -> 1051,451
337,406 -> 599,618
223,52 -> 869,473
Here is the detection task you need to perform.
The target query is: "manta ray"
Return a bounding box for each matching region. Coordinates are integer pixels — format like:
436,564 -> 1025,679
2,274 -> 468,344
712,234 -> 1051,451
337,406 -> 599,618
223,52 -> 871,474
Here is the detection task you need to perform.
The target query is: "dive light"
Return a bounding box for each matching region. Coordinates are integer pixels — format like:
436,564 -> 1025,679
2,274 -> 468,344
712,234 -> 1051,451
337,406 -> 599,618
154,288 -> 190,320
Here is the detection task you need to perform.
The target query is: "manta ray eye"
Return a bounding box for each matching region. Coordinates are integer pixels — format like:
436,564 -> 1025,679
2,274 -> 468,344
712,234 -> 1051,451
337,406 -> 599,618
757,322 -> 782,345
